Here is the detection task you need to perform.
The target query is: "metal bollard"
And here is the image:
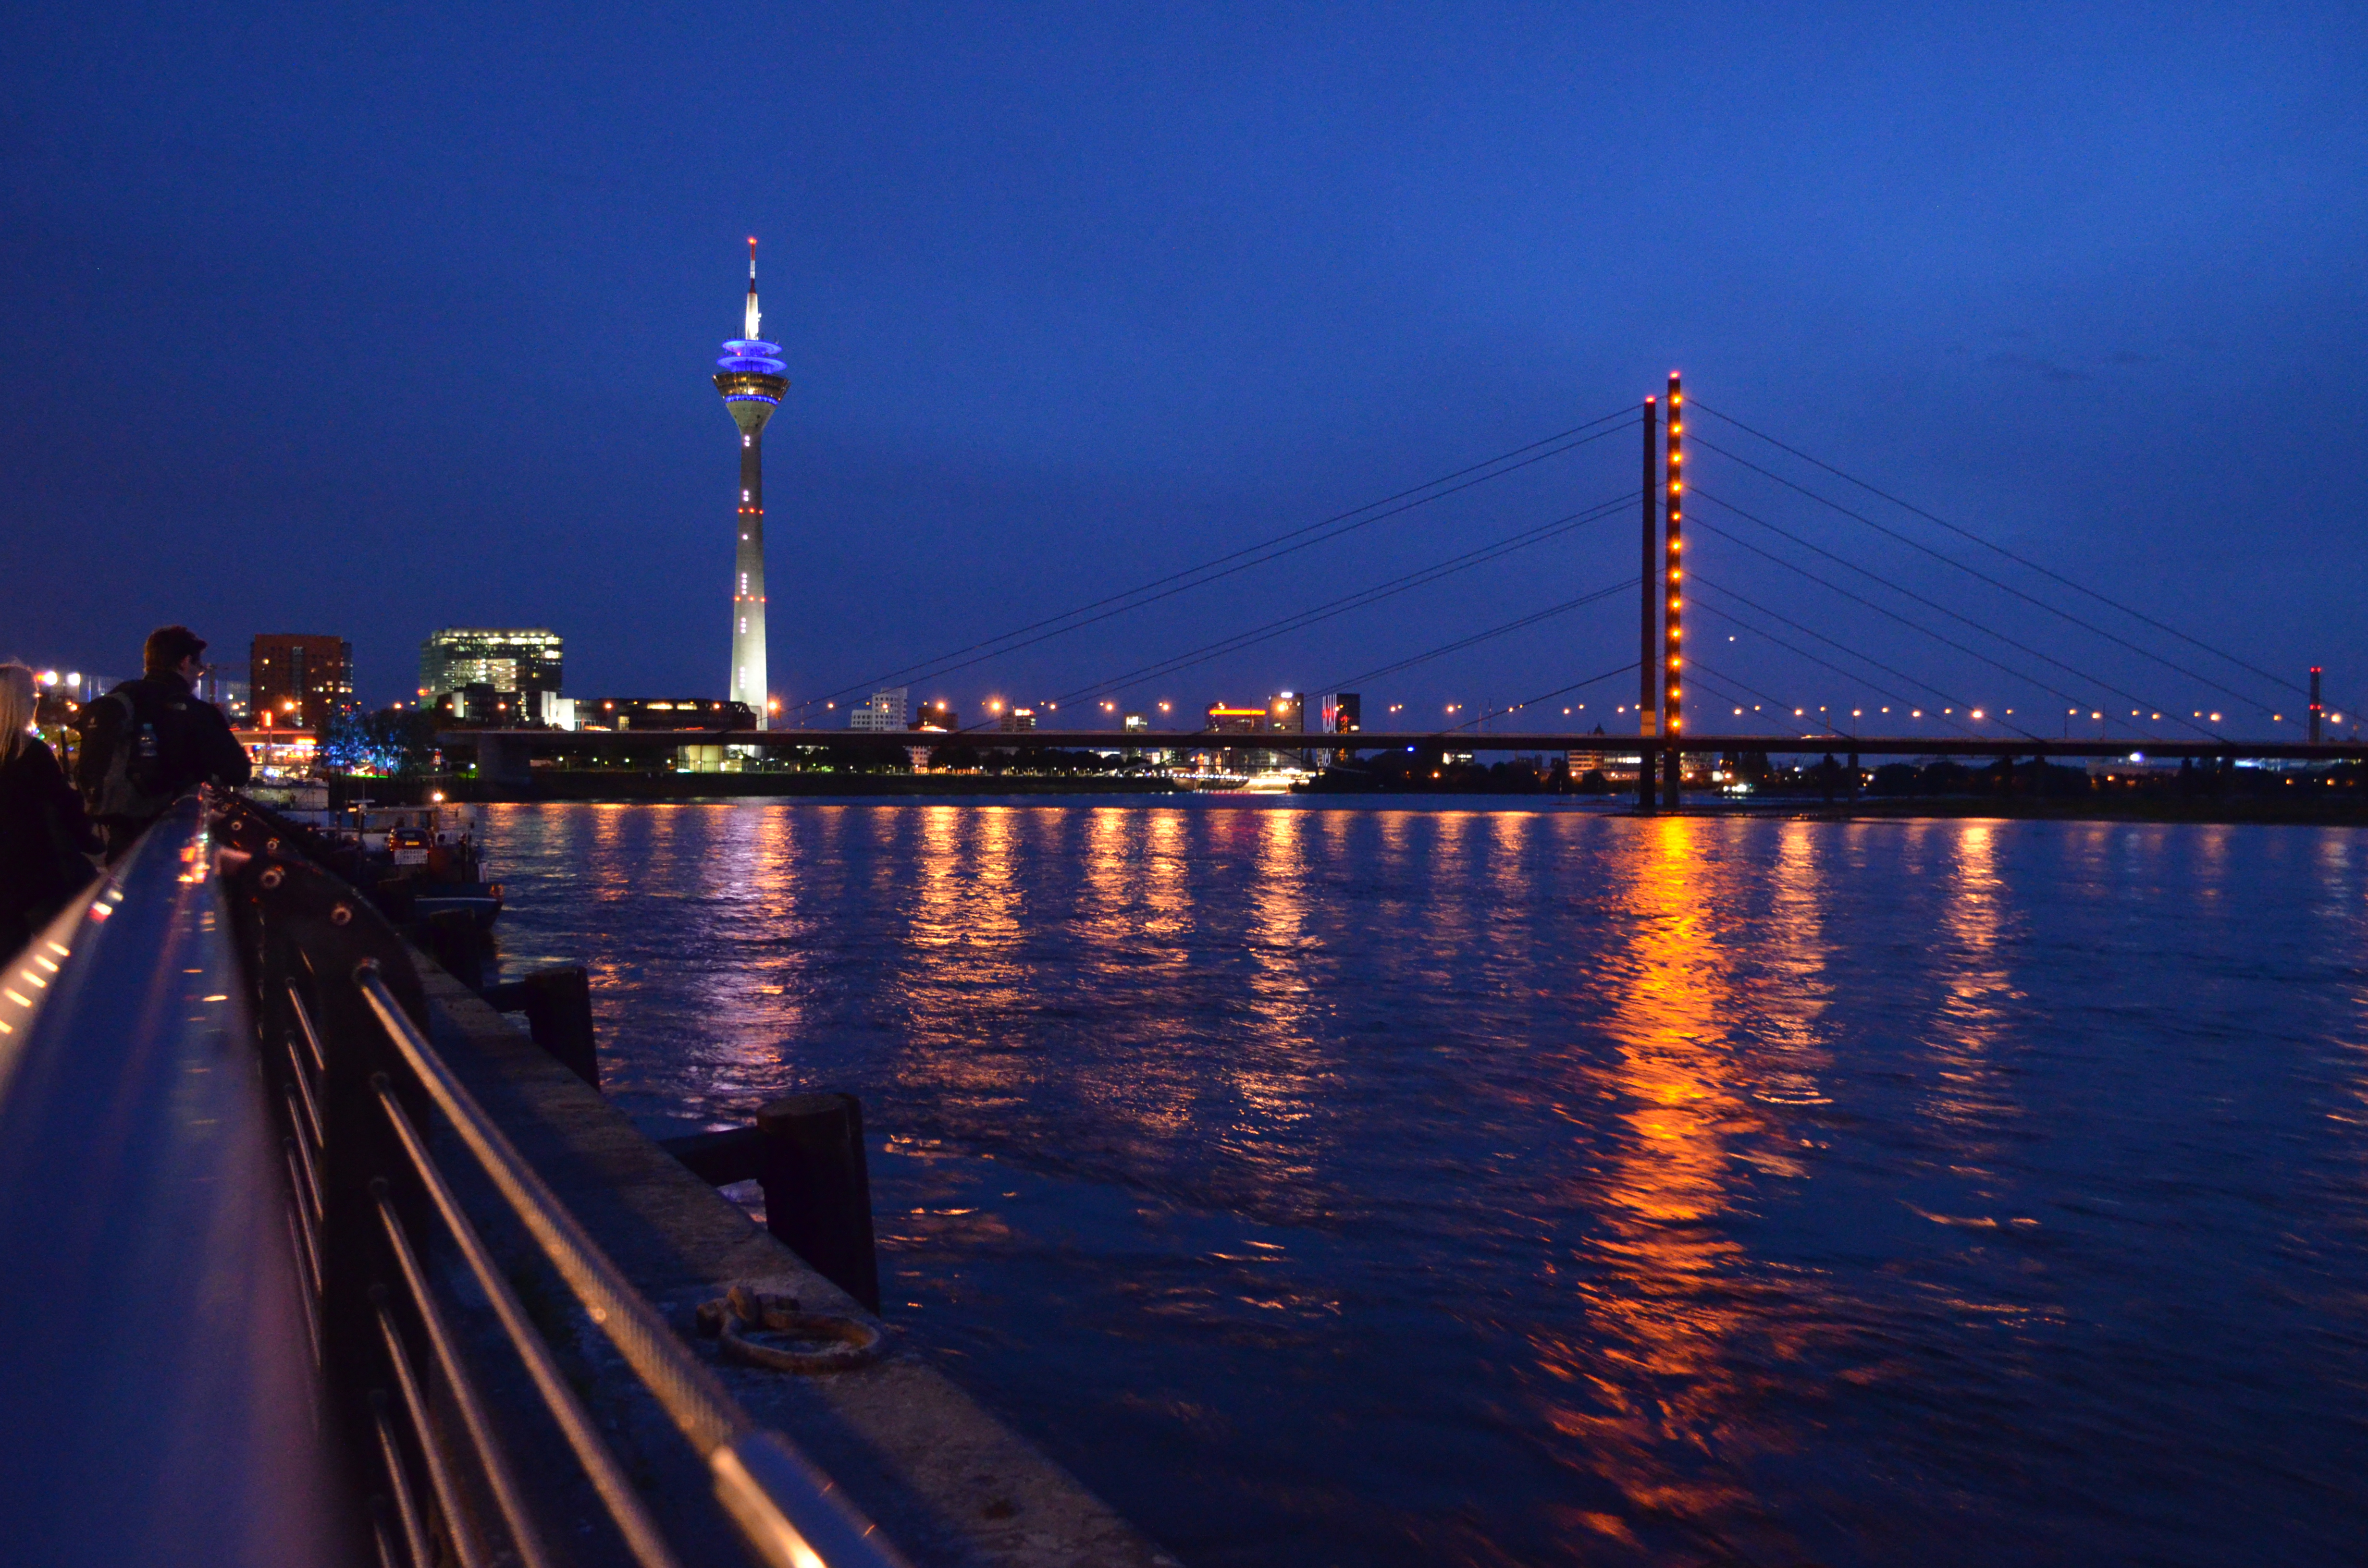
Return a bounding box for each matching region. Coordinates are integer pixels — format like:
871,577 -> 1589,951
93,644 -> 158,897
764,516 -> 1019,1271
511,967 -> 598,1090
755,1094 -> 881,1314
418,908 -> 485,990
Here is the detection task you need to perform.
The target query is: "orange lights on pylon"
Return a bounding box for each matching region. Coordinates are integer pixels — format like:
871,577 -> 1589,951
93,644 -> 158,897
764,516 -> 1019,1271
1660,370 -> 1683,806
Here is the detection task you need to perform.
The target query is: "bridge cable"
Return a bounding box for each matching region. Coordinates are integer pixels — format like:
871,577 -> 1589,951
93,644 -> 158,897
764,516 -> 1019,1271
1684,661 -> 1851,738
1687,581 -> 2000,735
1320,578 -> 1641,697
1047,493 -> 1642,710
1691,400 -> 2306,701
1690,429 -> 2282,716
1437,660 -> 1641,737
790,405 -> 1640,719
1690,491 -> 2209,741
1695,556 -> 2027,720
913,581 -> 1638,748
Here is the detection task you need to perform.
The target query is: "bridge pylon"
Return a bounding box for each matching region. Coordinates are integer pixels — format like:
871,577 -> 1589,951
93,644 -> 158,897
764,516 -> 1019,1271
1662,371 -> 1685,808
1638,392 -> 1660,813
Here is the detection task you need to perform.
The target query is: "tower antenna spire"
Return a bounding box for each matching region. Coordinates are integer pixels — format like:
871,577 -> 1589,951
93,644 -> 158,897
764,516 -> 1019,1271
744,235 -> 761,341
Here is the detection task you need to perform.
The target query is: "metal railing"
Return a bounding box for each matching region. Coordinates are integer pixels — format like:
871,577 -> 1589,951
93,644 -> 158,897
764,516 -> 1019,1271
0,797 -> 343,1568
209,789 -> 913,1568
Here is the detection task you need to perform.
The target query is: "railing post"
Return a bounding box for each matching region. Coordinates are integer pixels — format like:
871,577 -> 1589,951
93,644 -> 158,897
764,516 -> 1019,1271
755,1094 -> 882,1314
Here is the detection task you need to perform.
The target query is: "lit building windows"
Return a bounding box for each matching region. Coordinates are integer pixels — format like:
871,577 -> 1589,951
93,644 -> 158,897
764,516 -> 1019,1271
417,628 -> 565,715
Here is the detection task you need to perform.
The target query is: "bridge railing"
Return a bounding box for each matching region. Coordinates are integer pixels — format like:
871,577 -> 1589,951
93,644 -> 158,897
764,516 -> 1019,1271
210,790 -> 911,1568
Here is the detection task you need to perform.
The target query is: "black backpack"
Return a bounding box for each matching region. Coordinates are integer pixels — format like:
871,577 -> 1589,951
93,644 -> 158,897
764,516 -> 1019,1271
82,687 -> 177,820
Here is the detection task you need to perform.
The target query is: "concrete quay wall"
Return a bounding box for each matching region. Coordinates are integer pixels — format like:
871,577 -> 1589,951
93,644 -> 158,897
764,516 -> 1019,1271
409,951 -> 1177,1568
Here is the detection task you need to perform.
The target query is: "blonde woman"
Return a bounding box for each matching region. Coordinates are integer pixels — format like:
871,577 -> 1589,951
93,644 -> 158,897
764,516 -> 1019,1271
0,663 -> 98,953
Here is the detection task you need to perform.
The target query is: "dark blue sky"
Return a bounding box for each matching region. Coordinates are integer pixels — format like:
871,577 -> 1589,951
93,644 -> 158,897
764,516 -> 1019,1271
4,3 -> 2361,738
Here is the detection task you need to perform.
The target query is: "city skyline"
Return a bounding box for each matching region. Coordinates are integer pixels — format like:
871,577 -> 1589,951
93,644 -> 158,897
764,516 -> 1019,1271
17,624 -> 2355,747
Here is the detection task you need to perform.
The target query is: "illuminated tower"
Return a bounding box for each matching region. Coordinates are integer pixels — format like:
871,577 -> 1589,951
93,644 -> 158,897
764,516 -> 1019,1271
714,238 -> 788,727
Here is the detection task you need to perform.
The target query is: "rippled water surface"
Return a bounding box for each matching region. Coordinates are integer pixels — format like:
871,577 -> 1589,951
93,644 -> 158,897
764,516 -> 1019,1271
487,800 -> 2368,1566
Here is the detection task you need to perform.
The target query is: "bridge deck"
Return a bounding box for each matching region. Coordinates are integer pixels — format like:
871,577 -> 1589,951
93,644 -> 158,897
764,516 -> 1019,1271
446,728 -> 2368,762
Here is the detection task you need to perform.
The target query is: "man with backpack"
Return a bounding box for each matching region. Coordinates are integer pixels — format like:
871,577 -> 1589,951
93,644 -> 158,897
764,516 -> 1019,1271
77,625 -> 252,862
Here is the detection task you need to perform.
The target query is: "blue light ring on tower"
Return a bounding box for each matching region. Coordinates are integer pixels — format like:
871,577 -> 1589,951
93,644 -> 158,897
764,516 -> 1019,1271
717,338 -> 787,375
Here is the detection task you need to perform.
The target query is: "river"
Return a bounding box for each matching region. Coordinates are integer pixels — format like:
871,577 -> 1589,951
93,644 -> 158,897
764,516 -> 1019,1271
487,798 -> 2368,1567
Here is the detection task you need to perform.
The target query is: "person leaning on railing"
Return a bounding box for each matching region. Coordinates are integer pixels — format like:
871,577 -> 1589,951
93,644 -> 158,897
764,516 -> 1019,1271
75,625 -> 251,864
0,662 -> 101,953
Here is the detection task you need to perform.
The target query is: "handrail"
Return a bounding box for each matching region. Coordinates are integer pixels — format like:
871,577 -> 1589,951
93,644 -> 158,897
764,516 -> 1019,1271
206,787 -> 919,1568
369,1073 -> 679,1568
353,963 -> 909,1568
0,796 -> 344,1568
367,1181 -> 555,1568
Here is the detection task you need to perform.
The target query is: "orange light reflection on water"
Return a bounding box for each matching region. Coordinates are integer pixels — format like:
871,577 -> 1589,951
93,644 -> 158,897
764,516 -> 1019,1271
1520,817 -> 1819,1550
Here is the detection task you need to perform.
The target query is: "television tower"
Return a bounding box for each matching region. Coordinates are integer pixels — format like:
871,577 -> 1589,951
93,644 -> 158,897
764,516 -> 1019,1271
714,238 -> 788,727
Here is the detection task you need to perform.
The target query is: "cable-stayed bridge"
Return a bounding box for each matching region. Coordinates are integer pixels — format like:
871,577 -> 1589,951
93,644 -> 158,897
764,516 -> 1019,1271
461,374 -> 2367,800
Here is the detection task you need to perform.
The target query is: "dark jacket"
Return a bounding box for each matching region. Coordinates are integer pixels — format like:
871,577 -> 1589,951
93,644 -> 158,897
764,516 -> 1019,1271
76,671 -> 252,826
0,736 -> 101,952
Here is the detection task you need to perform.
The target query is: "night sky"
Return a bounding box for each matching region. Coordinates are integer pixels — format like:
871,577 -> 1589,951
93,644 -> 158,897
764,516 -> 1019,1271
4,4 -> 2362,739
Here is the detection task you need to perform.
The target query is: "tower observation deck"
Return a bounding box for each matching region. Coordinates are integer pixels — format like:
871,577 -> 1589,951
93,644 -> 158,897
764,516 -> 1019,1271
714,238 -> 787,728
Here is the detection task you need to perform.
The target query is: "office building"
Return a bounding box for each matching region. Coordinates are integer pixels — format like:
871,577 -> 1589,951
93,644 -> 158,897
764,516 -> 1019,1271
432,685 -> 574,729
197,671 -> 251,722
419,628 -> 563,704
714,239 -> 788,729
1204,703 -> 1266,734
1568,725 -> 1611,778
851,687 -> 910,732
434,684 -> 506,724
1315,692 -> 1360,765
1267,691 -> 1309,766
911,700 -> 960,732
250,634 -> 355,731
998,706 -> 1037,734
1204,702 -> 1268,771
578,698 -> 754,731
